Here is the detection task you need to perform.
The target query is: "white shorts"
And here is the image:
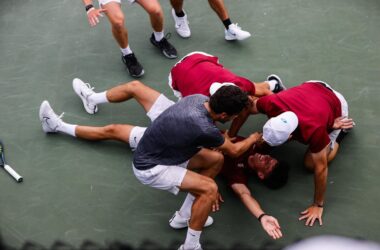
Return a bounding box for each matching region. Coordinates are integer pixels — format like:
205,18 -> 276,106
128,94 -> 174,150
306,81 -> 349,149
133,161 -> 189,195
168,51 -> 217,100
98,0 -> 135,7
146,94 -> 175,122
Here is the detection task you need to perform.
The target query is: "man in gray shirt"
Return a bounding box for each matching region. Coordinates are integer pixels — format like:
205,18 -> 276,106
39,78 -> 261,250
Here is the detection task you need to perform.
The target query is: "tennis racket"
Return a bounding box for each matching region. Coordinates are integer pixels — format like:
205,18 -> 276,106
0,141 -> 23,182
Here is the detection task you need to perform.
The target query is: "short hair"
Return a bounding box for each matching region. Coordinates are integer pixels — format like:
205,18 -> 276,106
209,86 -> 249,116
262,161 -> 290,189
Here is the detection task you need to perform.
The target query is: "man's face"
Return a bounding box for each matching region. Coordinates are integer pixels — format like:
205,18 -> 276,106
248,152 -> 278,179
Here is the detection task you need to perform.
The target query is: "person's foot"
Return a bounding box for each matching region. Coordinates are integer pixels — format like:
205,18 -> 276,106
224,23 -> 251,41
171,9 -> 191,38
121,53 -> 144,78
178,244 -> 202,250
267,74 -> 286,93
72,78 -> 98,114
39,101 -> 64,133
169,211 -> 213,229
150,33 -> 178,59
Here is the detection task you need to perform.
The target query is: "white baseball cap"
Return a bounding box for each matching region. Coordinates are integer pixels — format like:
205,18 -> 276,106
209,82 -> 237,95
263,111 -> 299,146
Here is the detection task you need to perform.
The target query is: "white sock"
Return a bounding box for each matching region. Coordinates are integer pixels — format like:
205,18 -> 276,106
267,80 -> 278,91
154,31 -> 164,42
120,46 -> 133,56
184,227 -> 201,250
88,91 -> 109,105
179,194 -> 195,219
57,122 -> 77,137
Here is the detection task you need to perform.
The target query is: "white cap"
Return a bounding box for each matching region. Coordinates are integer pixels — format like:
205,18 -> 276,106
209,82 -> 237,95
263,111 -> 299,146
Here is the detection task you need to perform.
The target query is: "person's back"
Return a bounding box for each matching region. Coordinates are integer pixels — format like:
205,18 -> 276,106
257,82 -> 342,152
171,53 -> 255,97
133,94 -> 224,170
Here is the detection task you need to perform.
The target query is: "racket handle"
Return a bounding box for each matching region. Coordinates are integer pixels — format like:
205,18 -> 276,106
4,164 -> 23,182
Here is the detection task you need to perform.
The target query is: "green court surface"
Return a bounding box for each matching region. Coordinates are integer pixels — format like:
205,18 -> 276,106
0,0 -> 379,248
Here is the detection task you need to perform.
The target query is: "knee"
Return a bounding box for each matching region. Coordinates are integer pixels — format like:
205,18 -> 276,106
147,5 -> 163,20
125,80 -> 144,90
103,124 -> 120,135
110,15 -> 125,31
209,151 -> 224,172
203,178 -> 218,200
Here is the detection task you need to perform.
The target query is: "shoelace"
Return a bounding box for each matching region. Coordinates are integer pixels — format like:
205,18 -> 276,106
84,82 -> 95,95
231,23 -> 242,30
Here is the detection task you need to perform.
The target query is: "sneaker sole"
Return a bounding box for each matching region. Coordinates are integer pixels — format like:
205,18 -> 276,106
131,69 -> 145,78
72,78 -> 98,114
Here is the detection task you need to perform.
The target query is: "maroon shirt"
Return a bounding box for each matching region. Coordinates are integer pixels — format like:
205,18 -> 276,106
221,137 -> 258,186
257,82 -> 342,153
171,53 -> 256,97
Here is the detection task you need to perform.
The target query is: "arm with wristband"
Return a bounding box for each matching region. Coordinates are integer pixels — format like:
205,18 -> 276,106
82,0 -> 107,27
231,183 -> 283,239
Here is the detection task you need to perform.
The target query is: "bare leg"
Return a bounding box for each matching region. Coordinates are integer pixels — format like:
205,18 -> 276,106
137,0 -> 164,32
75,124 -> 135,143
208,0 -> 229,21
254,81 -> 273,97
103,2 -> 129,48
170,0 -> 184,13
180,149 -> 223,230
106,80 -> 161,113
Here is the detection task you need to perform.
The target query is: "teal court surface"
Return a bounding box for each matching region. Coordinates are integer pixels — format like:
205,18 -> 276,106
0,0 -> 379,248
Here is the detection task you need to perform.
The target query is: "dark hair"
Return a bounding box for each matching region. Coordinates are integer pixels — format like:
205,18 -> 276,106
209,86 -> 249,115
262,161 -> 289,189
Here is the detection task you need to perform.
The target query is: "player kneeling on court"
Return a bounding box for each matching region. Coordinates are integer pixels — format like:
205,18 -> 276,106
39,78 -> 261,250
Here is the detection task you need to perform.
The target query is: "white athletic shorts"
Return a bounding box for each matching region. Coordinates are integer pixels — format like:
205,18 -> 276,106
168,51 -> 216,100
130,94 -> 188,195
98,0 -> 135,7
306,81 -> 349,150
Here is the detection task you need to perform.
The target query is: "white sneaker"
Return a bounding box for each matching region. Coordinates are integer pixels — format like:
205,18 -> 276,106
39,101 -> 64,133
178,244 -> 202,250
225,23 -> 251,41
169,211 -> 213,229
72,78 -> 98,114
171,9 -> 191,38
266,74 -> 286,93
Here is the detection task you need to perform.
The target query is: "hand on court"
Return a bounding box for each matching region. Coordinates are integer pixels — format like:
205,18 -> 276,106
212,192 -> 224,212
260,215 -> 283,239
87,8 -> 107,27
332,116 -> 355,130
299,205 -> 324,226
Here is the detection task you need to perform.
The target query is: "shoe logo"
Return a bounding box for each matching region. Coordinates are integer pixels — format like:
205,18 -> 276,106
134,136 -> 137,143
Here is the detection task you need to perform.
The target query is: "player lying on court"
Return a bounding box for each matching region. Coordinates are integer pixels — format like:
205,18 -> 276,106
168,51 -> 286,100
39,79 -> 266,249
228,80 -> 355,227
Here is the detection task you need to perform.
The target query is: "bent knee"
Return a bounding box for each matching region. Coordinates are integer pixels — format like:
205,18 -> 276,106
110,15 -> 125,31
103,124 -> 121,135
147,6 -> 163,18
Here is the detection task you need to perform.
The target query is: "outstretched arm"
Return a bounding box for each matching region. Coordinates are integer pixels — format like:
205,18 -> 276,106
231,183 -> 282,239
299,145 -> 328,226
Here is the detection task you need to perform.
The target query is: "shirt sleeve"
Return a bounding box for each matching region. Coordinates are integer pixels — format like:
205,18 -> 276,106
197,126 -> 225,148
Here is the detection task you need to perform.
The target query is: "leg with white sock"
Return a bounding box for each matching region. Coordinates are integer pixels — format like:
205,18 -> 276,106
169,0 -> 191,38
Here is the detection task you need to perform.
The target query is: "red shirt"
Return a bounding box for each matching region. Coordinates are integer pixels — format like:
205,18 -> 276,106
256,82 -> 342,153
170,53 -> 256,97
221,137 -> 258,186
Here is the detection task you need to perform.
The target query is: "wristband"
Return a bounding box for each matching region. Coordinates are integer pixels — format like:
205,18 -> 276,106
85,4 -> 94,12
257,213 -> 268,222
313,203 -> 324,208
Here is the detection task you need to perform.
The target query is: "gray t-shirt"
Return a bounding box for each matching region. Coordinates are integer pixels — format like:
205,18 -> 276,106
133,95 -> 225,170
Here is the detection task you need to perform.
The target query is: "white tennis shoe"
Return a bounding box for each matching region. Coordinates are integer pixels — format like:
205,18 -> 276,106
39,100 -> 64,133
172,9 -> 191,38
178,244 -> 202,250
225,23 -> 251,41
72,78 -> 98,114
267,74 -> 286,93
169,211 -> 213,229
